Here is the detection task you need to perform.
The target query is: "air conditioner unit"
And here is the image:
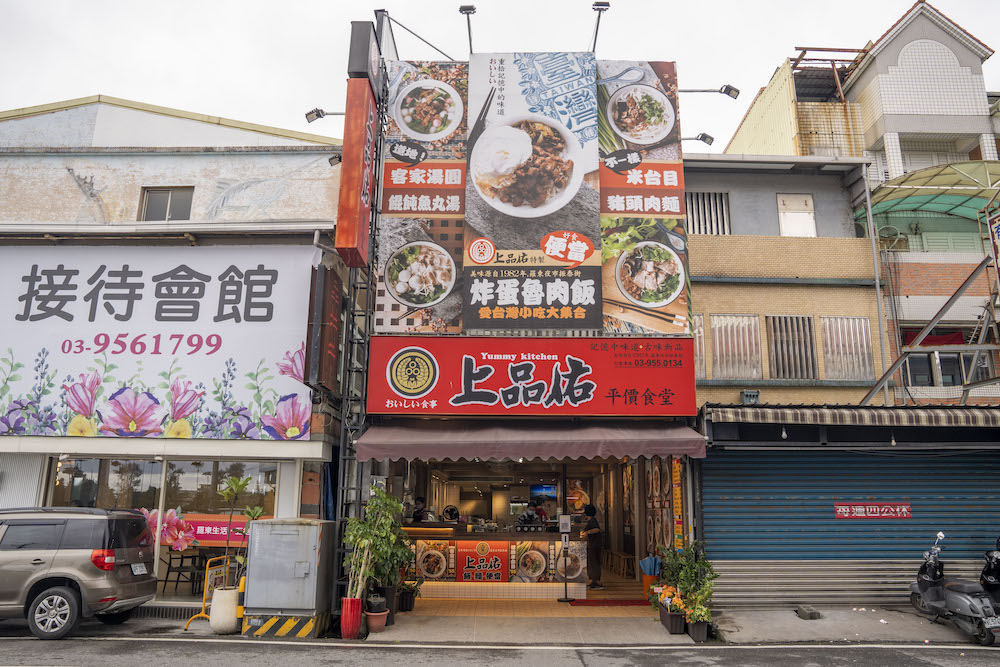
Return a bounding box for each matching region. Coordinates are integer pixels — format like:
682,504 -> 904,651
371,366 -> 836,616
740,389 -> 760,405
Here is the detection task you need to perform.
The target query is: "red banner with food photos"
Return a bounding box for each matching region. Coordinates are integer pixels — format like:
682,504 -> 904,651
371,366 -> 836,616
367,335 -> 695,416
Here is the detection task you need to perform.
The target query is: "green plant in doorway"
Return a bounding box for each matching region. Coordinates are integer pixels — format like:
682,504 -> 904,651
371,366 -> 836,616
344,485 -> 413,599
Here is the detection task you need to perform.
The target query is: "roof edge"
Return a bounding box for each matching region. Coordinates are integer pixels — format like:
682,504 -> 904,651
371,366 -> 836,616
0,95 -> 341,146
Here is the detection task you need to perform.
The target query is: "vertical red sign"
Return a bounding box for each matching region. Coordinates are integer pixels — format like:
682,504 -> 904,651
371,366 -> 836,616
335,78 -> 379,268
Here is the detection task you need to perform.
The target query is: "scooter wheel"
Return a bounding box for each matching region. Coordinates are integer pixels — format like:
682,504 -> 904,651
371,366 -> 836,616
910,592 -> 931,615
973,620 -> 996,646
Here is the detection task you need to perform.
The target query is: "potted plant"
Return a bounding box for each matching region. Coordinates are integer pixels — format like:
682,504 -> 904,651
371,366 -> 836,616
209,476 -> 251,635
342,485 -> 412,638
398,579 -> 423,612
684,585 -> 713,642
656,586 -> 687,634
364,594 -> 389,633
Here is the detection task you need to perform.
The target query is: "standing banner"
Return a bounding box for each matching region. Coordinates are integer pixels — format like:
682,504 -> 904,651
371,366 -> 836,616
0,245 -> 315,441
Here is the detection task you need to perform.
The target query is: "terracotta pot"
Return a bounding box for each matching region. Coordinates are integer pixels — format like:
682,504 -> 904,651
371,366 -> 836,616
658,605 -> 686,634
364,610 -> 390,633
687,621 -> 708,642
340,597 -> 362,640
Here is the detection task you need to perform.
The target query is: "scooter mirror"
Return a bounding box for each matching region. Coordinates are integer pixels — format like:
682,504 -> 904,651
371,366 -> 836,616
937,531 -> 945,540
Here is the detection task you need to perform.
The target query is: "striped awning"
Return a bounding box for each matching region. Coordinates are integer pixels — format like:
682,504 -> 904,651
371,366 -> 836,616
705,405 -> 1000,428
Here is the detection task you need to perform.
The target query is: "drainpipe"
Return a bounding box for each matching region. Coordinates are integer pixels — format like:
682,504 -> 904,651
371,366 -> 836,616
863,164 -> 891,405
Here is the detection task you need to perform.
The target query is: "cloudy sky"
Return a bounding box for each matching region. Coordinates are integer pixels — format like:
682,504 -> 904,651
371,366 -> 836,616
2,0 -> 998,150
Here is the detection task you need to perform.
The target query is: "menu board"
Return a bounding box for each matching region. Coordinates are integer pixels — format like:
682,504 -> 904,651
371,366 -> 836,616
511,540 -> 555,582
407,539 -> 588,585
410,539 -> 455,581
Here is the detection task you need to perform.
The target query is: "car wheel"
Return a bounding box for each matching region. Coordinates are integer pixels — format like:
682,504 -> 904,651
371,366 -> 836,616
96,609 -> 134,625
27,586 -> 80,640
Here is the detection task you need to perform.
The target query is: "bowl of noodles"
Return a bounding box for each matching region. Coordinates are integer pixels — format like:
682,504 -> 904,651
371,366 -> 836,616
606,84 -> 675,145
393,79 -> 464,142
615,241 -> 685,308
518,550 -> 547,579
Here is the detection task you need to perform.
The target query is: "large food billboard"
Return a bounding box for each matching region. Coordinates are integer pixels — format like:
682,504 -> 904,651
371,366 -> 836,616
373,53 -> 689,337
0,246 -> 316,441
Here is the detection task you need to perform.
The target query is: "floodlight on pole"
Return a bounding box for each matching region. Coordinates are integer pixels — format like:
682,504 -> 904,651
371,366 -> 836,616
682,133 -> 715,146
678,85 -> 740,99
590,2 -> 610,53
305,108 -> 345,123
459,5 -> 476,54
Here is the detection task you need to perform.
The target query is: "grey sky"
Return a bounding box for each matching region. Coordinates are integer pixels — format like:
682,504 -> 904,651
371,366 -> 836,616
2,0 -> 998,151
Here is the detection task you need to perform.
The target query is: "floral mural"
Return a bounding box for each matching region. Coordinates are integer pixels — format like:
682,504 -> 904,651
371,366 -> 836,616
0,344 -> 309,441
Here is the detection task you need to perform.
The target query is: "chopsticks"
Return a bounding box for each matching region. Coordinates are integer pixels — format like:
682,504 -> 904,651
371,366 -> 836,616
467,87 -> 495,154
605,298 -> 689,327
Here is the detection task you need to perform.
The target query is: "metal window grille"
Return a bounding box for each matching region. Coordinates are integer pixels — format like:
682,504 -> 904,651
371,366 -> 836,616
821,316 -> 874,380
685,192 -> 731,235
693,314 -> 706,379
766,315 -> 818,380
710,314 -> 762,379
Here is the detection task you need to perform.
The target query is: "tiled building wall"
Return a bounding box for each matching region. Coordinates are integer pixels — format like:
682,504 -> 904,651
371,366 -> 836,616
880,40 -> 989,116
795,102 -> 865,157
688,235 -> 876,280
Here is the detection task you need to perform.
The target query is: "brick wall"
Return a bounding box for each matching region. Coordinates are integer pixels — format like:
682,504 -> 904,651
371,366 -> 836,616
887,260 -> 991,297
688,235 -> 876,280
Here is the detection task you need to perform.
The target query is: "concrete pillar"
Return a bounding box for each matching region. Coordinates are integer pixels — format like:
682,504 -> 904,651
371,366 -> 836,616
884,132 -> 905,179
979,133 -> 999,161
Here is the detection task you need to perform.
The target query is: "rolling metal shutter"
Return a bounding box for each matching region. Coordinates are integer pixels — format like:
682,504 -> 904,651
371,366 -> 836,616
701,450 -> 1000,606
0,453 -> 46,508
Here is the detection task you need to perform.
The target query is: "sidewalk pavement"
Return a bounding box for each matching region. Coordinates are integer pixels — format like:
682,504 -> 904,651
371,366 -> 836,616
714,606 -> 971,644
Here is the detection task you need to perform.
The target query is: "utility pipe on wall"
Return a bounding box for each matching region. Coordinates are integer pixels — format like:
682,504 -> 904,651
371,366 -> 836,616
863,164 -> 891,405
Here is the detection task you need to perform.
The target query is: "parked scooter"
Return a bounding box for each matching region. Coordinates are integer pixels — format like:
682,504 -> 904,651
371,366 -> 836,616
980,537 -> 1000,605
910,532 -> 1000,646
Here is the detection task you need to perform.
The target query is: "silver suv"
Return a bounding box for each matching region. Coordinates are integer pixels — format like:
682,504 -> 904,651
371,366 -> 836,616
0,508 -> 156,639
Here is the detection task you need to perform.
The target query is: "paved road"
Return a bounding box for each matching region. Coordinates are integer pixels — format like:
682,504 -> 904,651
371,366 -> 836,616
0,633 -> 997,667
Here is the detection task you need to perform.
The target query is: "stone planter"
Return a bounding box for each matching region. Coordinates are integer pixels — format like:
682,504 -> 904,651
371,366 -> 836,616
209,587 -> 240,635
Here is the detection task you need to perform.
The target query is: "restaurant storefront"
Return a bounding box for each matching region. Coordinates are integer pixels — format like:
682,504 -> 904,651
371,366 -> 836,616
333,36 -> 702,612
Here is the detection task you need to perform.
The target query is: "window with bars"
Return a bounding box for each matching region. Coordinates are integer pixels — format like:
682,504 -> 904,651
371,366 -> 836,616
710,314 -> 762,379
766,315 -> 818,379
685,192 -> 731,235
821,316 -> 874,380
693,314 -> 706,379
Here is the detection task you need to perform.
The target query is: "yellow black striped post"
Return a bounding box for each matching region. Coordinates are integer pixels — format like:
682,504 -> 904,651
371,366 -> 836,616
241,613 -> 330,639
237,577 -> 246,619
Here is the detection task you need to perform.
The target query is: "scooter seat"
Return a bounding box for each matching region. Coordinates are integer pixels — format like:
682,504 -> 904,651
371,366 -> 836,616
944,579 -> 985,594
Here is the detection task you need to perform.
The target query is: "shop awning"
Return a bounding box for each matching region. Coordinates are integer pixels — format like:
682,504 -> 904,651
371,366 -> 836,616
355,420 -> 706,461
854,160 -> 1000,221
705,404 -> 1000,428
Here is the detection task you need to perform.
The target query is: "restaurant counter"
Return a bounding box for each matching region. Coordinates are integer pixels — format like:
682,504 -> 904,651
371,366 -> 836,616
404,524 -> 569,541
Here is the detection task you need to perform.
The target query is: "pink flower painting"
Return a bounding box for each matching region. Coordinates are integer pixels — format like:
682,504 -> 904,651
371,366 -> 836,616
169,379 -> 204,421
141,507 -> 197,551
261,393 -> 310,440
62,371 -> 101,418
99,388 -> 163,437
276,343 -> 306,384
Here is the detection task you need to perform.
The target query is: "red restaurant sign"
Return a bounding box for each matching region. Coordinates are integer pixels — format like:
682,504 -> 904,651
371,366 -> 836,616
335,78 -> 379,267
367,335 -> 695,416
833,503 -> 912,519
456,540 -> 509,582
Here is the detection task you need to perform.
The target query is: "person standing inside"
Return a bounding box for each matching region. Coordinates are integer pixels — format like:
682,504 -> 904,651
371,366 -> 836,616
581,504 -> 603,590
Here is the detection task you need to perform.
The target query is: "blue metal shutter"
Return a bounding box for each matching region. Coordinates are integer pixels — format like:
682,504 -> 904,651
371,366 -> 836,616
702,450 -> 1000,559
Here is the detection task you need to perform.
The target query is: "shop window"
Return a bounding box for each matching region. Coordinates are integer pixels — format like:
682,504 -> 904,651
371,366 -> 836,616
777,194 -> 816,237
905,354 -> 934,386
51,458 -> 162,511
686,192 -> 731,235
139,186 -> 194,221
901,328 -> 991,387
821,316 -> 874,380
0,523 -> 63,550
710,314 -> 762,379
692,314 -> 706,379
162,461 -> 276,516
766,315 -> 818,380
